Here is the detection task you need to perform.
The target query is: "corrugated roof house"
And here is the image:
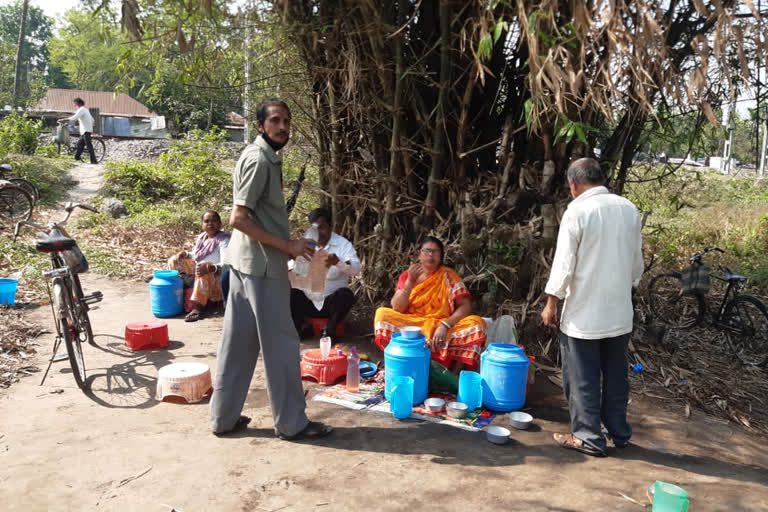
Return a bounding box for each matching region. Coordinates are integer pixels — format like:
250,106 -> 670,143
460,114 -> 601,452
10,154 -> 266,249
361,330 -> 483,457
35,89 -> 166,138
35,89 -> 155,117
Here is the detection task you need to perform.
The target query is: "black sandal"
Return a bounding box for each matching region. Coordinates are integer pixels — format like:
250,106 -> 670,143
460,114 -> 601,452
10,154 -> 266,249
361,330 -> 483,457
213,415 -> 251,437
185,309 -> 203,322
276,421 -> 333,441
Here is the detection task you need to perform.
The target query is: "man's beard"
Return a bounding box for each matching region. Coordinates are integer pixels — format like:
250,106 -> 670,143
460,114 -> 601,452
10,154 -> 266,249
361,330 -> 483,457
262,132 -> 288,151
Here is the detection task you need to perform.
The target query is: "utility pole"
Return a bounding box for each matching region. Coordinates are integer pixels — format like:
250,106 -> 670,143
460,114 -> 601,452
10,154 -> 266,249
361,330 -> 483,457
12,0 -> 30,108
243,4 -> 251,144
721,99 -> 735,175
759,123 -> 767,177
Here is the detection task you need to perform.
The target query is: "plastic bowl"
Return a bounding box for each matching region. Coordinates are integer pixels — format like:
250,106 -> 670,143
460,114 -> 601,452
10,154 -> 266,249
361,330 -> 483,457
359,360 -> 378,378
486,425 -> 511,445
400,326 -> 422,339
424,397 -> 446,413
446,401 -> 468,418
509,411 -> 534,430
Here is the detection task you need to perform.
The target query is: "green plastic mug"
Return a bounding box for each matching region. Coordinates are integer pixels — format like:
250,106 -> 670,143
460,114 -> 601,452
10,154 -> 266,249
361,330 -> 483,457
652,481 -> 689,512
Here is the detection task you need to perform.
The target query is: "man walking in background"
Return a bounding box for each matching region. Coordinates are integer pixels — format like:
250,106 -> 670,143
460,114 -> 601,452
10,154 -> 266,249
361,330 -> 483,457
541,157 -> 644,457
61,97 -> 97,164
209,98 -> 333,440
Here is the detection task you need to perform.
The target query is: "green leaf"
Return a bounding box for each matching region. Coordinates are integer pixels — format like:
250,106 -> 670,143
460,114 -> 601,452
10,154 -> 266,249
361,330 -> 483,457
477,33 -> 494,61
573,124 -> 587,145
493,20 -> 508,43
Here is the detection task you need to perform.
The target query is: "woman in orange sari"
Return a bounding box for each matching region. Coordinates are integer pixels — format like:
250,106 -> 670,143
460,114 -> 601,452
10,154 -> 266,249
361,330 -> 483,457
374,237 -> 486,372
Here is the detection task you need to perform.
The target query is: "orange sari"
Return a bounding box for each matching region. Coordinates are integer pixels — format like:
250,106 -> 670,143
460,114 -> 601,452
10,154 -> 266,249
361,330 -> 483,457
374,266 -> 486,369
167,256 -> 223,306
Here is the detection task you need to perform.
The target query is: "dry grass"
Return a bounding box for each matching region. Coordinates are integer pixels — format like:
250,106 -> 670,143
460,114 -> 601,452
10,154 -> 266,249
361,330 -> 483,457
0,308 -> 43,389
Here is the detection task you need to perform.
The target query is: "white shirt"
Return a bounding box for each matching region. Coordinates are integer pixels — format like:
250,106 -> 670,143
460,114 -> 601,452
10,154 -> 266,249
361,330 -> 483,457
70,106 -> 94,134
314,232 -> 361,298
544,186 -> 644,339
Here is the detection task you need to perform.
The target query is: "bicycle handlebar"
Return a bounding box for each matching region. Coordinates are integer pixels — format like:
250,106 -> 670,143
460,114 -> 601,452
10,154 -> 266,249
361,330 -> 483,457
688,246 -> 725,264
13,202 -> 98,242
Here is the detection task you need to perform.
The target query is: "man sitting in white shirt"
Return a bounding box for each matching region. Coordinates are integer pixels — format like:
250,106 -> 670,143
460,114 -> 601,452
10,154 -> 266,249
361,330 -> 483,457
541,157 -> 644,457
290,208 -> 361,338
60,97 -> 97,164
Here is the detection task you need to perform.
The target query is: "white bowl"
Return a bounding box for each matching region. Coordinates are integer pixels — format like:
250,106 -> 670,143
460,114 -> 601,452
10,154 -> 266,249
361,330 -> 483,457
424,397 -> 445,413
400,326 -> 422,339
486,425 -> 511,444
446,401 -> 468,418
509,411 -> 534,430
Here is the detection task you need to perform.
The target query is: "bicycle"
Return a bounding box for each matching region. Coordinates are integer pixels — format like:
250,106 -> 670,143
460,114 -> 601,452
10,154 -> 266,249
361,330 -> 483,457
648,246 -> 768,366
0,170 -> 34,223
55,122 -> 106,164
0,163 -> 39,202
14,202 -> 104,390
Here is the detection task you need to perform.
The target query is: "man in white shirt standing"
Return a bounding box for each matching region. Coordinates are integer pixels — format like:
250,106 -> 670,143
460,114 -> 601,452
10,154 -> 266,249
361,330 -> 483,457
541,157 -> 644,457
290,207 -> 361,338
63,97 -> 97,164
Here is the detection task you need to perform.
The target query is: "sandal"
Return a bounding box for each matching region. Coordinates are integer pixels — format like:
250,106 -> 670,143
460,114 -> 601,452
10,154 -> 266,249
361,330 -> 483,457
276,421 -> 333,441
553,433 -> 606,457
213,415 -> 251,437
185,309 -> 203,322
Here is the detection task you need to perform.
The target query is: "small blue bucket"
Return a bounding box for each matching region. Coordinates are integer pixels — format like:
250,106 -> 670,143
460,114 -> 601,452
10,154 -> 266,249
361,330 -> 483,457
0,278 -> 19,305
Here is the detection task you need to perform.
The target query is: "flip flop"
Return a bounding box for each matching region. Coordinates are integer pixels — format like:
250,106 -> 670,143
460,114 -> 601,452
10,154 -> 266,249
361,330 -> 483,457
185,309 -> 202,322
213,415 -> 251,437
276,421 -> 333,441
553,433 -> 606,457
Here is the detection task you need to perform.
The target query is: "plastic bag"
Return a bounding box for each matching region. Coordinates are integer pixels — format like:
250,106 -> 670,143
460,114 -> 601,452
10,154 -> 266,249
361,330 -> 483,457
428,360 -> 458,393
681,264 -> 710,295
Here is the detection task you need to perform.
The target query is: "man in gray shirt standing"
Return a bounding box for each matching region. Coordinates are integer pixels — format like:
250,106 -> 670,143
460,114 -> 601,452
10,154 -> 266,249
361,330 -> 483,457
542,158 -> 643,457
210,98 -> 333,440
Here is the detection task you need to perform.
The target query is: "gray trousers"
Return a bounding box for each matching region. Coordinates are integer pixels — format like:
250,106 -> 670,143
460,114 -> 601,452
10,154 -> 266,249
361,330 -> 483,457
560,332 -> 632,452
209,269 -> 309,436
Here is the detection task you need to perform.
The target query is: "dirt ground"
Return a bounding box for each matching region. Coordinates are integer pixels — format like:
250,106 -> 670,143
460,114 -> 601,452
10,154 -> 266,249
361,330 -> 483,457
1,164 -> 767,511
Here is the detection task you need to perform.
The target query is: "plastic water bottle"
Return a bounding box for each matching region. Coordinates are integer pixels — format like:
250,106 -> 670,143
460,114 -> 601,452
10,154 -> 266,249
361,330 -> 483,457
319,329 -> 332,358
293,223 -> 319,277
346,346 -> 360,392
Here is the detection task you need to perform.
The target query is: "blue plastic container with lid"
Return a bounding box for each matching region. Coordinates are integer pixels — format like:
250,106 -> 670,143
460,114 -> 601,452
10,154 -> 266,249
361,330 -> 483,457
480,343 -> 530,412
384,332 -> 430,405
149,270 -> 184,318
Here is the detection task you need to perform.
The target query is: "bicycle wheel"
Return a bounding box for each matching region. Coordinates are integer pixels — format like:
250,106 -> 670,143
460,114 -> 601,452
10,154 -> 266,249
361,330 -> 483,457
54,281 -> 87,389
723,295 -> 768,366
91,138 -> 106,163
8,178 -> 39,203
648,272 -> 705,329
0,185 -> 33,222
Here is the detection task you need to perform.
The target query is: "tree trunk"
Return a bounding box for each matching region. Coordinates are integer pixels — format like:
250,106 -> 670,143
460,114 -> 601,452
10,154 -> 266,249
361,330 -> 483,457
12,0 -> 30,108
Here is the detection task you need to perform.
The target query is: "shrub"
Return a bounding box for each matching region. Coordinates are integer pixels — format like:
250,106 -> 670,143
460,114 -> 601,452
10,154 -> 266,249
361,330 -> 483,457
0,113 -> 42,156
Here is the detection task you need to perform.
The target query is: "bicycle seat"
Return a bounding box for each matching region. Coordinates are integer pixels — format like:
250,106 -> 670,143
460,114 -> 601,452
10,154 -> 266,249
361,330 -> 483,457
35,233 -> 76,253
725,271 -> 748,283
0,164 -> 11,173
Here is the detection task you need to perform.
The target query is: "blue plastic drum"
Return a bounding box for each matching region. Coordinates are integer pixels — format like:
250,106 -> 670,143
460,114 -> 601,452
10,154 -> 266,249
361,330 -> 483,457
480,343 -> 530,412
384,332 -> 430,405
149,270 -> 184,318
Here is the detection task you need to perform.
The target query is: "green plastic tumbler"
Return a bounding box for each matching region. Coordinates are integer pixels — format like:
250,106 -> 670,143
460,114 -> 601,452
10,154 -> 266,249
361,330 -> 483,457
652,481 -> 689,512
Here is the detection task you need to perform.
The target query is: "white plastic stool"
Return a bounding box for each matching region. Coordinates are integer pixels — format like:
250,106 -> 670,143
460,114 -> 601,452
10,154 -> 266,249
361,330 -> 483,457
155,362 -> 212,403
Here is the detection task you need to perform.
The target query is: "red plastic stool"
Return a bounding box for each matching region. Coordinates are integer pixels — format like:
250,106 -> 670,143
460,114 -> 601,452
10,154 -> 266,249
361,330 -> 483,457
125,321 -> 169,351
300,349 -> 347,385
305,317 -> 345,337
183,288 -> 195,313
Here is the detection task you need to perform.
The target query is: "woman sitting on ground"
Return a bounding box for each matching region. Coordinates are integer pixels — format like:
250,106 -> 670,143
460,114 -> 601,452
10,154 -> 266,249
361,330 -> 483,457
168,211 -> 230,322
374,236 -> 487,373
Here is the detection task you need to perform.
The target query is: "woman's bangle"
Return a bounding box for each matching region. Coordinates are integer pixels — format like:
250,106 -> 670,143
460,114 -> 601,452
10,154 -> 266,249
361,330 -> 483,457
440,320 -> 452,329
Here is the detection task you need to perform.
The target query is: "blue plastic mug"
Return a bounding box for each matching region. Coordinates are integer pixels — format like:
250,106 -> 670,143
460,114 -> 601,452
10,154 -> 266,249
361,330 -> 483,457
390,376 -> 414,419
457,370 -> 483,411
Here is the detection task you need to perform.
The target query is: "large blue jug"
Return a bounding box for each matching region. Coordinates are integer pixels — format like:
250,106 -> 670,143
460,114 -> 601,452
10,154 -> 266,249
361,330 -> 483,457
384,332 -> 430,405
149,270 -> 184,318
480,343 -> 530,412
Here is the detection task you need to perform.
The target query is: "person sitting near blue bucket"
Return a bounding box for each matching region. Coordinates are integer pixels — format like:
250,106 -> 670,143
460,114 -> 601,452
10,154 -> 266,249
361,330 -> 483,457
167,211 -> 230,322
374,236 -> 487,373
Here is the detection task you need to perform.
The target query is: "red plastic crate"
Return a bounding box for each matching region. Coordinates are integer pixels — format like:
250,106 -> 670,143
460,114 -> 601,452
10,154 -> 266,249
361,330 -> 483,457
300,349 -> 347,385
